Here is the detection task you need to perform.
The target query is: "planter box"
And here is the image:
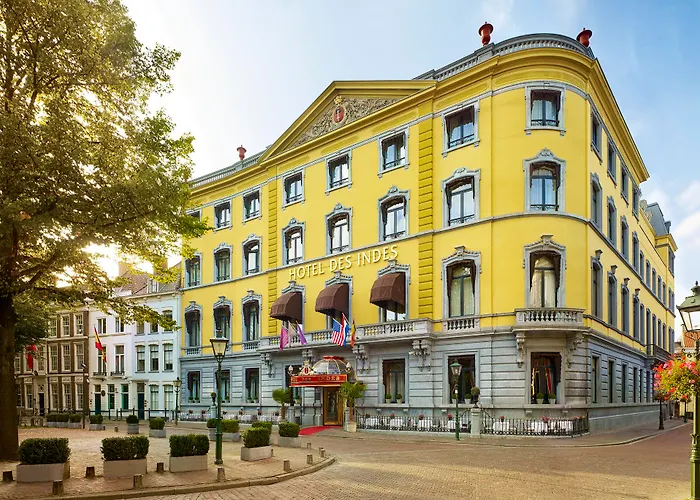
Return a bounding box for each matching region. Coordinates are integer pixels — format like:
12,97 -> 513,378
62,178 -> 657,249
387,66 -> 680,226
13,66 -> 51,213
240,446 -> 272,462
103,459 -> 147,478
47,422 -> 55,428
69,422 -> 82,429
169,455 -> 208,473
223,432 -> 240,442
16,461 -> 70,483
127,423 -> 140,434
278,436 -> 301,448
149,429 -> 166,438
89,424 -> 105,431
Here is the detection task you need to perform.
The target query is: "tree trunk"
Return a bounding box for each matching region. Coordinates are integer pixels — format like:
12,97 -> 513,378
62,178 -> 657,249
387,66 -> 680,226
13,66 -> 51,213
0,295 -> 18,460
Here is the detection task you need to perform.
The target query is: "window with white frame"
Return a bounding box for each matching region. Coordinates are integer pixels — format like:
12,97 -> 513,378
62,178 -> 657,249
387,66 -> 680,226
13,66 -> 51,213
214,305 -> 231,339
447,262 -> 476,317
162,310 -> 173,331
136,345 -> 145,372
243,301 -> 260,342
284,173 -> 303,205
115,317 -> 125,333
150,344 -> 159,372
445,106 -> 475,149
75,315 -> 84,336
61,315 -> 70,337
50,383 -> 59,410
529,163 -> 561,211
607,142 -> 616,181
37,347 -> 45,371
148,279 -> 158,294
243,240 -> 260,274
607,198 -> 617,246
186,256 -> 201,287
527,86 -> 563,131
76,384 -> 83,410
49,318 -> 57,338
591,174 -> 602,227
50,345 -> 58,372
164,344 -> 173,371
327,154 -> 350,190
380,132 -> 406,172
164,385 -> 174,410
62,344 -> 71,371
150,385 -> 159,409
380,197 -> 407,241
243,191 -> 260,220
150,318 -> 158,333
328,214 -> 350,254
214,247 -> 231,281
76,344 -> 84,371
114,345 -> 124,373
529,253 -> 560,308
446,177 -> 476,226
189,210 -> 201,220
285,227 -> 303,264
63,383 -> 72,410
591,113 -> 602,153
214,201 -> 231,228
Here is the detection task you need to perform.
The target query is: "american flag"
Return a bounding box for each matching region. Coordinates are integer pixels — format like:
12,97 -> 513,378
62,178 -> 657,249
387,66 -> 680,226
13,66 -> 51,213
331,318 -> 346,347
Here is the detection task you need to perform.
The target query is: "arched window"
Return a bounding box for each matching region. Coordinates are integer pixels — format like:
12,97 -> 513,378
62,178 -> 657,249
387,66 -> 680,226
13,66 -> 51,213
243,301 -> 259,341
285,229 -> 303,264
214,247 -> 231,282
529,254 -> 559,308
213,305 -> 231,339
447,263 -> 476,317
243,239 -> 260,275
329,215 -> 350,253
529,164 -> 560,212
447,178 -> 475,225
185,255 -> 201,287
381,198 -> 406,241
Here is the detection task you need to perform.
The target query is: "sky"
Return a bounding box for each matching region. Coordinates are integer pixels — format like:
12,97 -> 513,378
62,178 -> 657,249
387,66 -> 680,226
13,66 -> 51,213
122,0 -> 700,335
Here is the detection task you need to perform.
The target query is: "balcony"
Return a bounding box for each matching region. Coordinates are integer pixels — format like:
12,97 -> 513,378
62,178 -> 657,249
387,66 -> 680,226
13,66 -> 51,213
514,308 -> 585,331
442,316 -> 480,332
259,329 -> 337,351
356,319 -> 432,343
243,340 -> 260,351
647,344 -> 672,363
92,371 -> 106,378
110,370 -> 125,377
184,346 -> 202,356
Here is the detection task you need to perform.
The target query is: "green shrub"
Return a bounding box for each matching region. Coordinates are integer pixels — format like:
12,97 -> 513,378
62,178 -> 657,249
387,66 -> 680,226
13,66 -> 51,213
206,418 -> 217,429
45,413 -> 54,423
90,414 -> 104,425
149,418 -> 165,430
126,414 -> 139,424
221,419 -> 239,433
252,421 -> 272,431
101,436 -> 149,461
278,422 -> 300,438
169,434 -> 209,457
18,438 -> 70,465
69,414 -> 81,423
242,428 -> 270,448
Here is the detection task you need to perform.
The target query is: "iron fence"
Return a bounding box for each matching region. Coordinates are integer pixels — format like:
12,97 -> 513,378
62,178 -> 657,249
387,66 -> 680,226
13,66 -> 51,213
481,415 -> 589,437
356,413 -> 471,433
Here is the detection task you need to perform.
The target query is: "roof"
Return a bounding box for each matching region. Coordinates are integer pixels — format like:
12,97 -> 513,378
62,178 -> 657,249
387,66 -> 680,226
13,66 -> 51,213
683,331 -> 697,349
644,202 -> 672,237
117,263 -> 181,297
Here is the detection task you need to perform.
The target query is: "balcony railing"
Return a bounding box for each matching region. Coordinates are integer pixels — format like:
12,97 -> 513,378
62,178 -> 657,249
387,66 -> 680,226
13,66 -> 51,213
515,308 -> 584,328
243,340 -> 260,351
647,344 -> 672,361
184,346 -> 201,356
92,371 -> 106,378
110,370 -> 125,377
442,316 -> 480,332
356,319 -> 432,341
261,329 -> 334,350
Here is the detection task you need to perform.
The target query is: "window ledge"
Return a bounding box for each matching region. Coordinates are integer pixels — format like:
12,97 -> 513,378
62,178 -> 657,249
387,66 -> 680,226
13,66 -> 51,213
606,169 -> 617,186
213,224 -> 232,233
524,125 -> 566,136
242,214 -> 262,224
591,143 -> 603,163
621,193 -> 629,205
378,162 -> 409,178
442,139 -> 479,158
282,199 -> 304,209
444,217 -> 479,230
325,182 -> 352,195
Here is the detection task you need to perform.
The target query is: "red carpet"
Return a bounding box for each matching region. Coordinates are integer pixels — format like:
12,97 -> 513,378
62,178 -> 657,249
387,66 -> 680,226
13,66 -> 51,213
298,425 -> 337,436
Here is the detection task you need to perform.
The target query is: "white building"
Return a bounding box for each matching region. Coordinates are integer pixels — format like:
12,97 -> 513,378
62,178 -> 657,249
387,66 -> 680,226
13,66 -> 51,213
89,263 -> 181,419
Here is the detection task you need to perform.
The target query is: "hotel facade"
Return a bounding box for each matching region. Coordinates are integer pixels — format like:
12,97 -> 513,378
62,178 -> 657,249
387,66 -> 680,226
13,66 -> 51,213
179,30 -> 677,431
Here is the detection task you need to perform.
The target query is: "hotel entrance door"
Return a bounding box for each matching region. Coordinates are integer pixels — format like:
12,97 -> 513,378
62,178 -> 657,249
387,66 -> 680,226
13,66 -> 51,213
323,387 -> 342,426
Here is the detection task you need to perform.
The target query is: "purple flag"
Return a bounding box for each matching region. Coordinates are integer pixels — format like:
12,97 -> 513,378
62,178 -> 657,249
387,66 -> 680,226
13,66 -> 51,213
280,324 -> 289,351
297,322 -> 308,345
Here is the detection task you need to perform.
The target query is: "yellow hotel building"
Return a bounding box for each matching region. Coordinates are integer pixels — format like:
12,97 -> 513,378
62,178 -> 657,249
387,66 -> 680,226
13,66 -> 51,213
180,30 -> 677,432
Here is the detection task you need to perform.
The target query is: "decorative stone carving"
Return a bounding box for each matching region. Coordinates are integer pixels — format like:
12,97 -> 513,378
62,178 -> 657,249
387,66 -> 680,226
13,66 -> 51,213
260,353 -> 273,378
566,332 -> 584,368
410,339 -> 431,371
516,332 -> 526,368
352,344 -> 369,373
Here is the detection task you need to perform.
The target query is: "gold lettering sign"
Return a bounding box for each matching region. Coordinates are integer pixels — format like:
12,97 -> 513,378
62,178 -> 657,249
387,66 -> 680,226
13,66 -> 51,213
289,244 -> 398,281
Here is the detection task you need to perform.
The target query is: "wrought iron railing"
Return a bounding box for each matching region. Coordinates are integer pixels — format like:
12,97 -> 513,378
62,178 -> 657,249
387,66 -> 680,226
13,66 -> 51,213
481,414 -> 589,436
355,413 -> 471,433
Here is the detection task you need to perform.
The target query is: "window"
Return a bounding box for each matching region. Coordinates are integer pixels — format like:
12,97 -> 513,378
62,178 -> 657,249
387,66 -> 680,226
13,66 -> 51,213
186,256 -> 201,287
662,283 -> 667,306
214,201 -> 231,228
632,187 -> 640,215
214,306 -> 231,339
640,302 -> 645,343
446,177 -> 476,226
670,289 -> 675,310
529,253 -> 559,308
621,285 -> 629,334
528,163 -> 560,211
652,269 -> 657,295
50,383 -> 59,410
136,345 -> 145,372
447,356 -> 476,404
62,344 -> 71,371
669,250 -> 675,275
214,248 -> 231,281
621,218 -> 628,260
161,310 -> 173,332
284,173 -> 303,204
14,357 -> 20,374
244,241 -> 260,274
189,210 -> 201,220
243,301 -> 260,341
646,309 -> 651,344
633,296 -> 640,340
381,197 -> 407,241
50,345 -> 58,372
646,260 -> 651,286
607,198 -> 617,245
529,90 -> 561,127
328,154 -> 350,189
380,132 -> 406,171
150,319 -> 158,333
186,311 -> 200,347
591,175 -> 602,227
531,353 -> 561,403
243,191 -> 260,220
75,315 -> 84,336
632,234 -> 640,271
632,367 -> 637,403
245,368 -> 259,402
148,279 -> 158,293
61,315 -> 70,337
607,142 -> 616,181
150,345 -> 159,372
215,370 -> 230,403
621,168 -> 629,201
38,347 -> 45,372
121,384 -> 129,409
657,276 -> 662,299
445,106 -> 475,149
49,319 -> 57,338
608,274 -> 617,327
328,214 -> 350,253
447,263 -> 476,317
146,385 -> 157,409
284,228 -> 303,265
164,385 -> 174,410
285,365 -> 303,401
382,359 -> 406,403
163,344 -> 173,371
591,113 -> 601,153
621,364 -> 627,403
63,383 -> 72,410
76,384 -> 83,410
108,384 -> 116,410
115,317 -> 125,333
662,324 -> 667,350
608,359 -> 615,403
652,315 -> 657,345
25,386 -> 33,409
592,356 -> 600,404
137,322 -> 144,335
592,260 -> 603,319
114,345 -> 124,373
76,344 -> 84,371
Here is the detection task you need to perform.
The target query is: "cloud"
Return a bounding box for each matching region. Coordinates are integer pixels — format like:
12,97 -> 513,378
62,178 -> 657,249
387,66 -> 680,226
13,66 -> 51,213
679,181 -> 700,212
479,0 -> 516,34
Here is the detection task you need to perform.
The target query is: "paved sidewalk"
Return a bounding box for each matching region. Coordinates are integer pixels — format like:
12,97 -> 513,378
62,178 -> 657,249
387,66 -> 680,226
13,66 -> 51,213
0,425 -> 326,500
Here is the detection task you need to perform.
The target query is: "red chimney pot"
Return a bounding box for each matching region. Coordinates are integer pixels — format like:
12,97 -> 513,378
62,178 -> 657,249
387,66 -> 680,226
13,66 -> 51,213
577,28 -> 592,47
237,145 -> 246,161
478,22 -> 494,46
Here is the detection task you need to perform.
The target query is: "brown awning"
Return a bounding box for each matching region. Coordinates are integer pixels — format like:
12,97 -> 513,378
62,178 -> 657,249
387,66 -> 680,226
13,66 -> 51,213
315,283 -> 349,317
369,272 -> 405,313
270,291 -> 303,323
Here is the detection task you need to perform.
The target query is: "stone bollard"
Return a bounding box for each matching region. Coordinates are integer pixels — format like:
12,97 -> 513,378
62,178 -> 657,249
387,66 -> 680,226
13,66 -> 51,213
470,407 -> 482,437
306,454 -> 313,465
306,442 -> 312,449
114,426 -> 119,433
2,471 -> 13,482
85,466 -> 95,478
271,448 -> 274,457
320,449 -> 326,458
52,480 -> 64,495
283,460 -> 291,472
217,467 -> 225,482
156,462 -> 165,473
133,474 -> 143,489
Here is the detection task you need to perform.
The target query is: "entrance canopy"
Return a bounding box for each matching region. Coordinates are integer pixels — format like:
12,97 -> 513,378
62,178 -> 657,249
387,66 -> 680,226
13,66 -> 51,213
270,291 -> 303,323
290,356 -> 356,387
315,283 -> 349,317
369,272 -> 405,312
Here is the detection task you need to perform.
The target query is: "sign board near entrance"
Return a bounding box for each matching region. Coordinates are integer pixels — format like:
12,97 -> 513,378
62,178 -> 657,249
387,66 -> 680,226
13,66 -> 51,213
291,374 -> 347,387
288,244 -> 398,281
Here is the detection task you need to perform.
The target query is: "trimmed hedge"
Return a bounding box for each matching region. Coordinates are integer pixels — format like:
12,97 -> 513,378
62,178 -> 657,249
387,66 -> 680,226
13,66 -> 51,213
90,414 -> 104,425
101,436 -> 149,461
47,413 -> 70,423
18,438 -> 71,465
278,422 -> 300,438
242,428 -> 270,448
221,419 -> 239,433
251,421 -> 272,431
69,413 -> 81,423
206,418 -> 217,429
149,418 -> 165,430
169,434 -> 209,457
126,415 -> 139,424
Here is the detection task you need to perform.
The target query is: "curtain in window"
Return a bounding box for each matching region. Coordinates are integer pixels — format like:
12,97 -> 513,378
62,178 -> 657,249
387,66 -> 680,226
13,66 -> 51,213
448,264 -> 475,317
383,360 -> 405,401
530,166 -> 557,210
214,307 -> 230,338
245,303 -> 259,341
186,312 -> 200,346
530,255 -> 557,307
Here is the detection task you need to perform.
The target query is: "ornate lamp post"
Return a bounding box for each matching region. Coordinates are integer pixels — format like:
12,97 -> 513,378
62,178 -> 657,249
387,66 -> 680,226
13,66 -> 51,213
450,361 -> 462,441
287,365 -> 294,423
678,282 -> 700,500
210,334 -> 229,466
173,377 -> 181,426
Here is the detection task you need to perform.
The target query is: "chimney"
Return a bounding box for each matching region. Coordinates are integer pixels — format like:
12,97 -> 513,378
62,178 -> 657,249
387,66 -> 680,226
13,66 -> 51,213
237,145 -> 246,161
478,22 -> 494,46
577,28 -> 592,47
117,261 -> 129,277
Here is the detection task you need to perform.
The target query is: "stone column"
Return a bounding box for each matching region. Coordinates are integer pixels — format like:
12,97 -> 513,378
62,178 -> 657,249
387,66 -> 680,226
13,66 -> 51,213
470,407 -> 481,437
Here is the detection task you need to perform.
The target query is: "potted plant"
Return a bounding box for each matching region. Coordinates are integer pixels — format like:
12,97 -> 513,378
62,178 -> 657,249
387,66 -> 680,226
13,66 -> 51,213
339,381 -> 366,433
221,419 -> 240,442
206,418 -> 217,441
16,438 -> 71,483
101,436 -> 149,478
211,392 -> 217,404
169,434 -> 209,472
272,388 -> 291,422
240,427 -> 272,461
188,396 -> 193,403
294,396 -> 301,405
149,417 -> 166,438
277,422 -> 301,448
548,392 -> 557,404
396,393 -> 403,404
536,393 -> 545,404
384,393 -> 392,404
68,413 -> 81,429
89,414 -> 105,431
126,414 -> 140,434
470,386 -> 481,405
417,413 -> 430,430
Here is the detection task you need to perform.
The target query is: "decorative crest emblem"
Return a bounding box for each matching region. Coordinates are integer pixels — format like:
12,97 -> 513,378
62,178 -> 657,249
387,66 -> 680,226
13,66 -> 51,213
332,95 -> 346,125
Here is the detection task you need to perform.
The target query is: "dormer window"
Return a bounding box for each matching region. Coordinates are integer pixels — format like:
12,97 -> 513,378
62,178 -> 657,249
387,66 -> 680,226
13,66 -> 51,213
148,279 -> 158,294
214,201 -> 231,229
243,191 -> 260,220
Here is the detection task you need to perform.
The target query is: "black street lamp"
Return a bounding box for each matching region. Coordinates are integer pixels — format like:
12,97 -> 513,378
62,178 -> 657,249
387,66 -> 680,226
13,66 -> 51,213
173,377 -> 182,426
210,334 -> 229,466
678,281 -> 700,500
450,361 -> 462,441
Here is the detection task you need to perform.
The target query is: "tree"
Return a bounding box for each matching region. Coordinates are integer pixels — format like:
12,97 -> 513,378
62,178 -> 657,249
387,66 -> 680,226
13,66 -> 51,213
272,388 -> 291,421
0,0 -> 207,459
339,381 -> 366,422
